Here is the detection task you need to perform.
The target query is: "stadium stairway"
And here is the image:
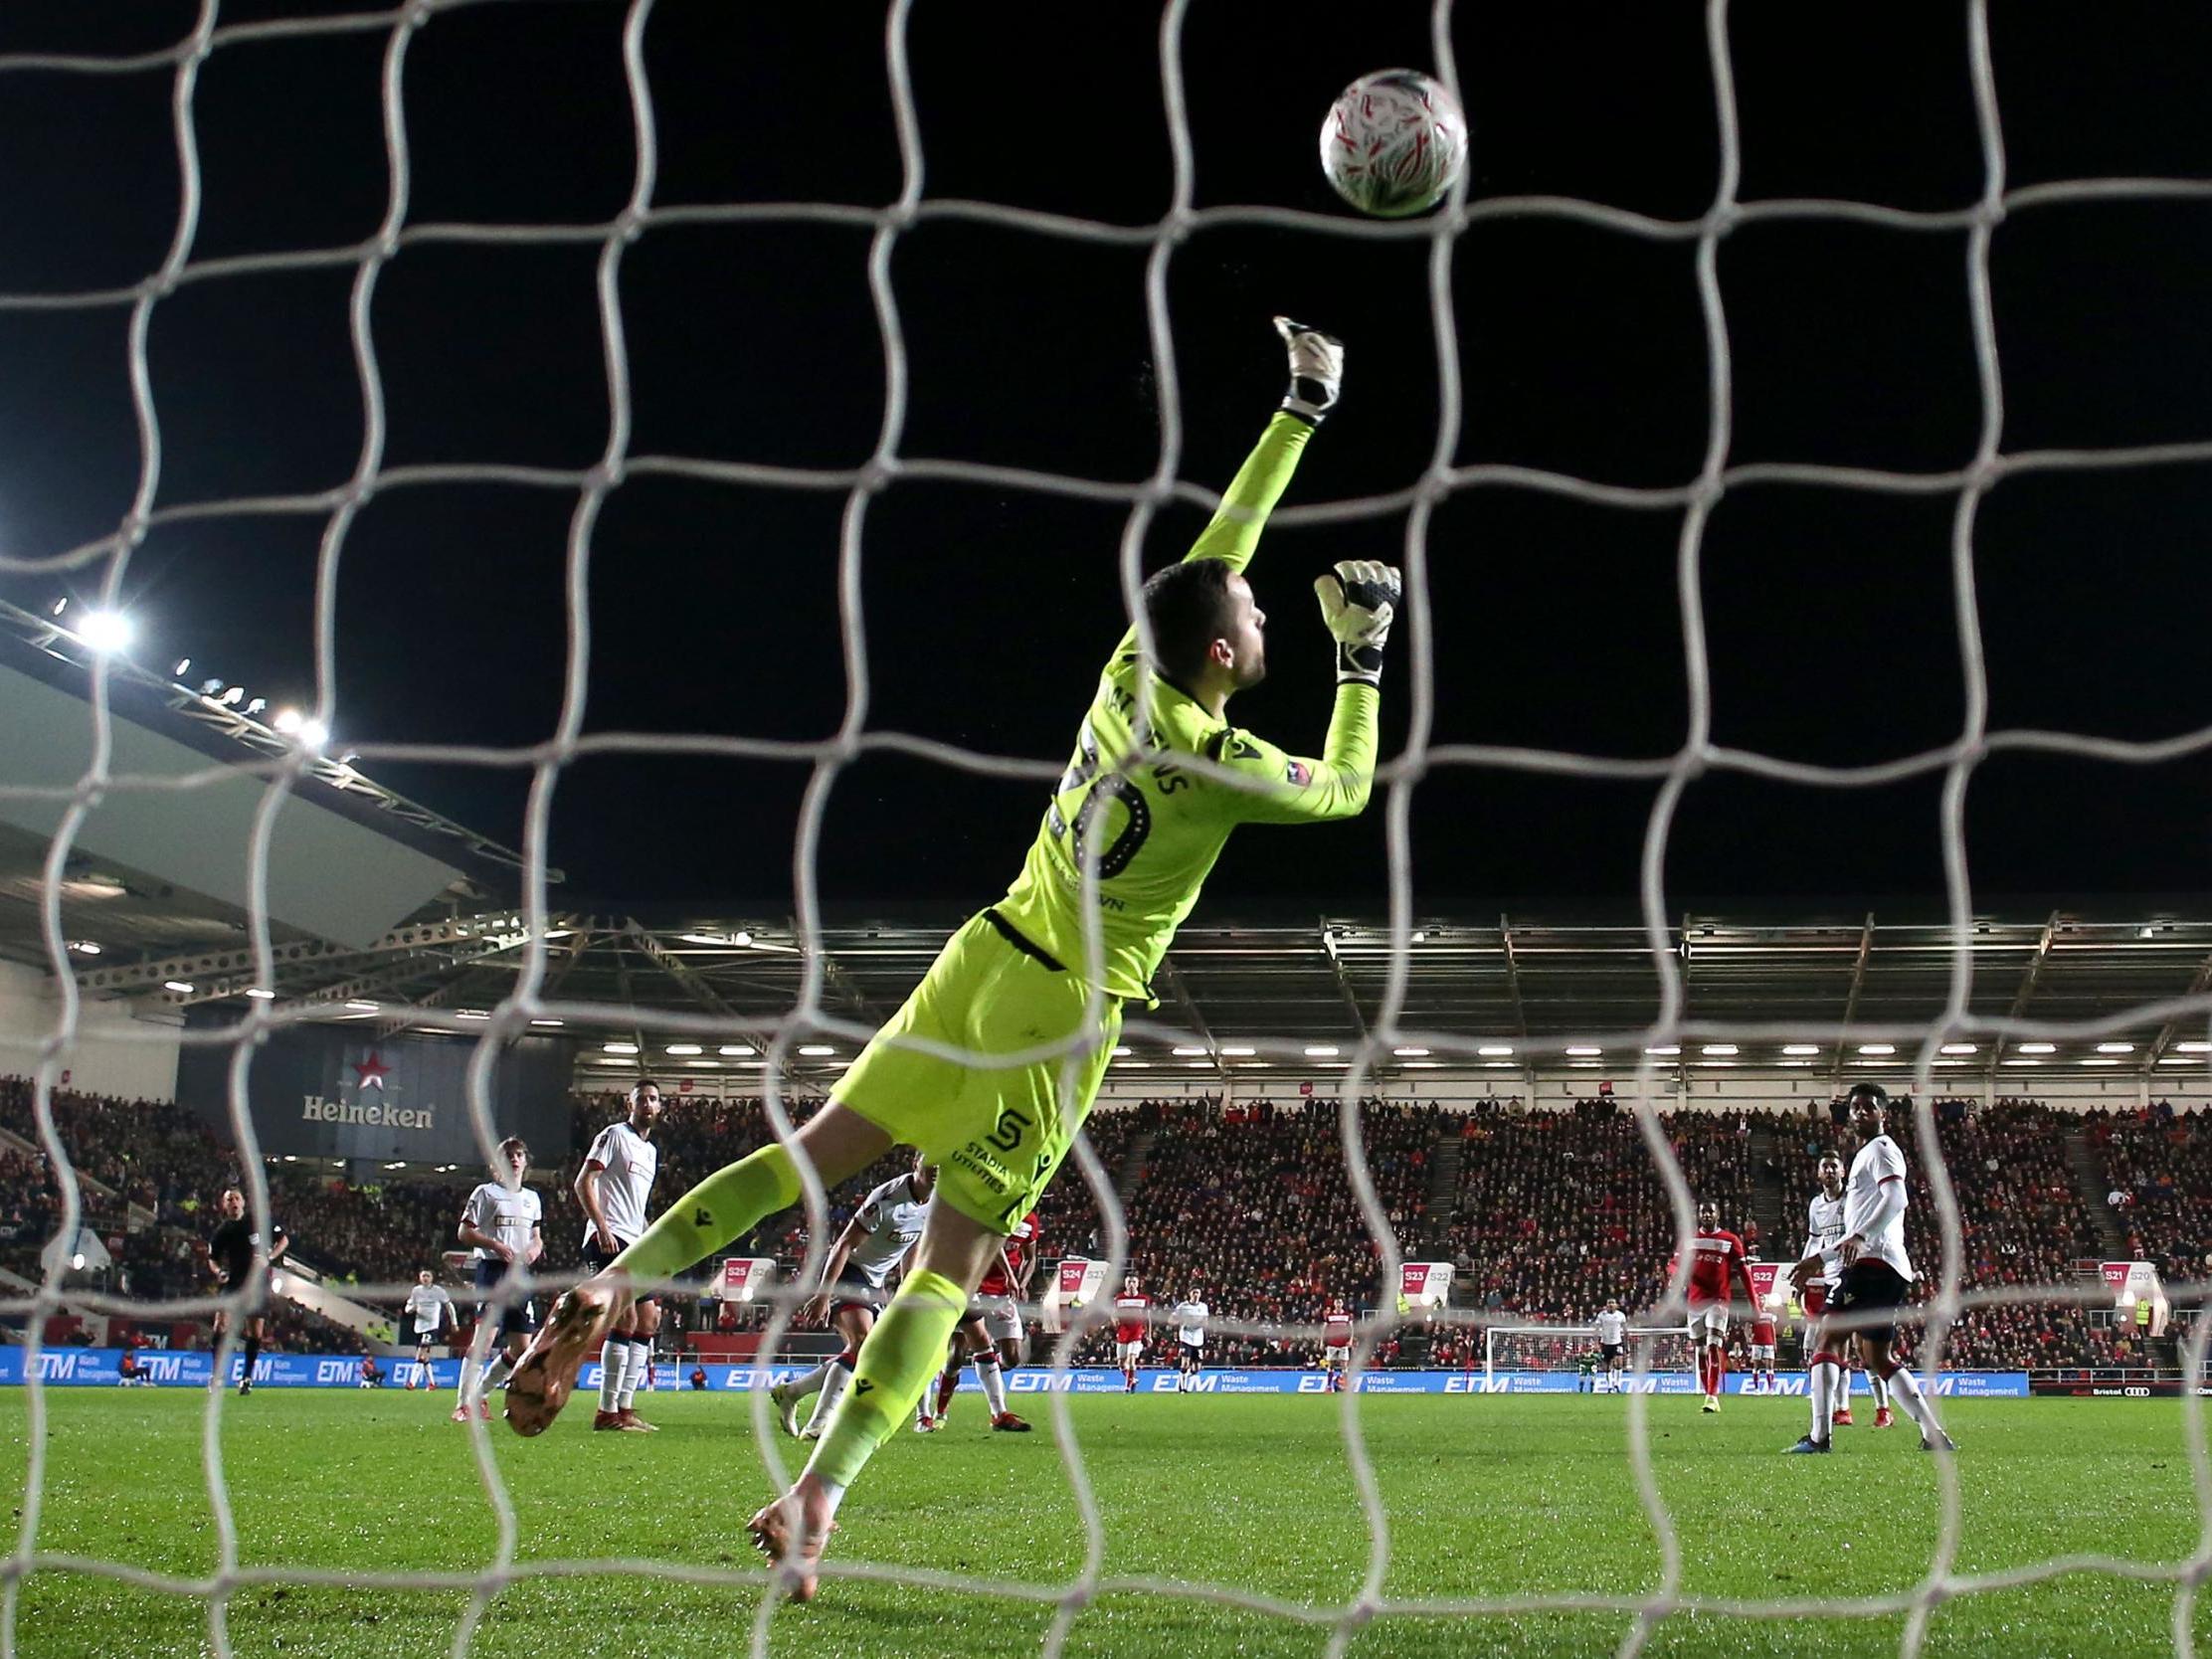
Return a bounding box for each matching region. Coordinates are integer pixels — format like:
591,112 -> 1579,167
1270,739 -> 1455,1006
2063,1125 -> 2131,1261
278,1262 -> 403,1352
1418,1127 -> 1464,1261
0,1121 -> 151,1228
1114,1122 -> 1161,1198
1748,1117 -> 1787,1260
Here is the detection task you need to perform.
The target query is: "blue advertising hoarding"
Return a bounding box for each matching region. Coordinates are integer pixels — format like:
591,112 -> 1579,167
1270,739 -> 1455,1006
0,1351 -> 2031,1398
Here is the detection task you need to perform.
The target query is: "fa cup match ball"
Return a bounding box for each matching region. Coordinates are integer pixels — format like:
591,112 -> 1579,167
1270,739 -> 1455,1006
1320,70 -> 1467,219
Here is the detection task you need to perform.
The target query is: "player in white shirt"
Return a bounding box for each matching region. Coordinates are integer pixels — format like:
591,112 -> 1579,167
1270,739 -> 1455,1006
771,1156 -> 936,1441
1786,1149 -> 1889,1441
1593,1300 -> 1628,1393
1786,1084 -> 1954,1455
402,1269 -> 456,1387
1785,1142 -> 1853,1451
1170,1288 -> 1209,1391
454,1137 -> 543,1421
575,1079 -> 664,1433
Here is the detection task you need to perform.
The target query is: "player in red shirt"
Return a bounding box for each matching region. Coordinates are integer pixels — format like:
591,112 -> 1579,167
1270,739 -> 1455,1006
1112,1274 -> 1152,1393
1747,1307 -> 1777,1392
1671,1201 -> 1756,1413
1321,1299 -> 1354,1393
920,1210 -> 1038,1433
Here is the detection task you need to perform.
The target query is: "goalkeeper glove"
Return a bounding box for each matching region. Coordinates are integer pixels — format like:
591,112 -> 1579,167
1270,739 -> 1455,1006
1313,559 -> 1400,686
1275,315 -> 1343,425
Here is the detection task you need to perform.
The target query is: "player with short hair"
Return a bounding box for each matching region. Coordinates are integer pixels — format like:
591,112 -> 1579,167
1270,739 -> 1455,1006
1321,1298 -> 1354,1392
206,1188 -> 287,1397
770,1156 -> 935,1440
1593,1298 -> 1628,1393
1786,1159 -> 1858,1442
455,1137 -> 543,1422
506,319 -> 1392,1600
1112,1274 -> 1152,1393
576,1081 -> 663,1432
1170,1286 -> 1209,1391
1786,1085 -> 1954,1454
1675,1201 -> 1756,1413
403,1268 -> 456,1386
1787,1150 -> 1850,1440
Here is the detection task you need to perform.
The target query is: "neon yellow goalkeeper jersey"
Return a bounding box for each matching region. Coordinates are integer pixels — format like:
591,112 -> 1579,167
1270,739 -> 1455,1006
993,412 -> 1379,1005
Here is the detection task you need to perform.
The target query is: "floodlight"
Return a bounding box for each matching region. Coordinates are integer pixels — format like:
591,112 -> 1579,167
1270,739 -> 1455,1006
78,610 -> 133,653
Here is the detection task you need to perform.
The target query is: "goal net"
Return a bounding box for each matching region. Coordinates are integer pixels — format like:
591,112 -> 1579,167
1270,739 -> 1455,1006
2,1 -> 2211,1656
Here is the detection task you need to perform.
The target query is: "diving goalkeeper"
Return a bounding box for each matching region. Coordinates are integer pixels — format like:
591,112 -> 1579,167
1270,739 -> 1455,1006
505,317 -> 1395,1598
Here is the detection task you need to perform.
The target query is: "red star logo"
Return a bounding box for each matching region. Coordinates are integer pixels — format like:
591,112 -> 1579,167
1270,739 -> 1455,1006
352,1053 -> 391,1091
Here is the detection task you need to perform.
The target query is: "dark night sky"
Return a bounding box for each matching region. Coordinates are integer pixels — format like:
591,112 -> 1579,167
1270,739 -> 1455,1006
0,1 -> 2207,919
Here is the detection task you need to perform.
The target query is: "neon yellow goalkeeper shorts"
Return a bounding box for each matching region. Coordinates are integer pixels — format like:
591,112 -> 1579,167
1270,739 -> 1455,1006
835,909 -> 1124,1233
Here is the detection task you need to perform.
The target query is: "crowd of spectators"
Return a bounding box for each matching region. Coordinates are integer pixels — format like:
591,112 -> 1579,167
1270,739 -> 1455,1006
1778,1098 -> 2099,1289
1779,1098 -> 2112,1370
267,1174 -> 463,1289
1049,1096 -> 1441,1368
0,1076 -> 231,1228
2090,1101 -> 2212,1289
2,1072 -> 2206,1375
1450,1101 -> 1762,1322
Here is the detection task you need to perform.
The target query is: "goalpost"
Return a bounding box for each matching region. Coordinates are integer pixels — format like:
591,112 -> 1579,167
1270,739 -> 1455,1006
1482,1323 -> 1695,1387
3,1 -> 2212,1656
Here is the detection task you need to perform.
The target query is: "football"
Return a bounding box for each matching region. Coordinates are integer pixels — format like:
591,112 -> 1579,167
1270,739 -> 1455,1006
1320,69 -> 1468,218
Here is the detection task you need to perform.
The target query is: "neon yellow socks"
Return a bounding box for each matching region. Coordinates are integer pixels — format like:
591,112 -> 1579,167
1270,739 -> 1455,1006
808,1269 -> 969,1490
610,1143 -> 799,1286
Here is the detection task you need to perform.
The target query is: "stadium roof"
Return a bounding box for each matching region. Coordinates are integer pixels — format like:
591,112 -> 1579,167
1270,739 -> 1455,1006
57,904 -> 2212,1088
0,597 -> 540,968
5,599 -> 2207,1086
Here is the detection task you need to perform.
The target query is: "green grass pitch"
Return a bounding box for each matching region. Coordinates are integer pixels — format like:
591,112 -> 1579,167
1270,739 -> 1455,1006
1,1387 -> 2204,1657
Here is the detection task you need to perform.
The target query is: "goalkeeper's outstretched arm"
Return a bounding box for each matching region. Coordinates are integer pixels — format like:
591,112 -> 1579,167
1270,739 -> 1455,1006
1215,559 -> 1400,826
1185,318 -> 1341,575
1112,318 -> 1341,660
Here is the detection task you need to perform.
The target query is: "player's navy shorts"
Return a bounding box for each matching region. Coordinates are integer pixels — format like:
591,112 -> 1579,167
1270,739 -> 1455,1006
582,1236 -> 657,1304
472,1257 -> 540,1340
1827,1260 -> 1911,1342
1601,1343 -> 1625,1364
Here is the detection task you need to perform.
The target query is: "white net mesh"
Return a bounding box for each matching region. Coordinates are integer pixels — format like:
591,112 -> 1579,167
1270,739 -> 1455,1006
1,0 -> 2211,1654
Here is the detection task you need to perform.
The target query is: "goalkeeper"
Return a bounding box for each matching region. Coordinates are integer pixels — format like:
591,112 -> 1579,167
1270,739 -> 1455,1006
505,316 -> 1396,1598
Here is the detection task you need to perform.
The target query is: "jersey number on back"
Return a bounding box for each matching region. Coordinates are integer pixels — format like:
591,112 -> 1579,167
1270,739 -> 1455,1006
1046,723 -> 1152,878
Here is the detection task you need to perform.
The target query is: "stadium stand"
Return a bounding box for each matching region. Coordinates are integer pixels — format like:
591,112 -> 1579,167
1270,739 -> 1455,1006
1779,1099 -> 2127,1372
1037,1096 -> 1441,1367
2090,1103 -> 2211,1288
0,1074 -> 2186,1372
1451,1100 -> 1761,1321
